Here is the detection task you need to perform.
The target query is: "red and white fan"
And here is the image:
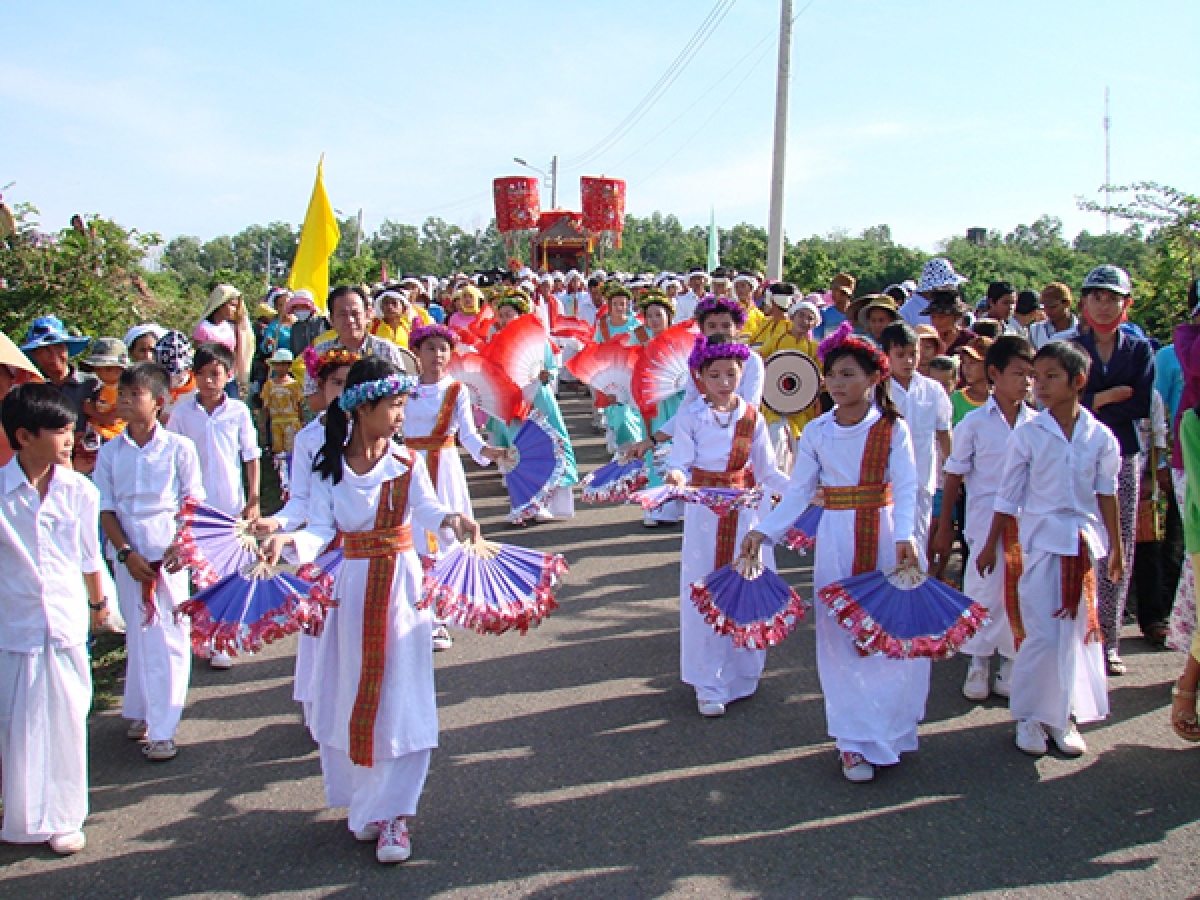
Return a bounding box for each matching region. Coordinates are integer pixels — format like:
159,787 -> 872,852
484,314 -> 549,391
566,336 -> 639,405
632,322 -> 699,419
551,316 -> 595,345
447,348 -> 526,423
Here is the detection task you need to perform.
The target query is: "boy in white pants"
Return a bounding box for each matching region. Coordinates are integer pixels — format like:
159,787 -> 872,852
977,341 -> 1122,757
97,362 -> 205,762
0,384 -> 109,854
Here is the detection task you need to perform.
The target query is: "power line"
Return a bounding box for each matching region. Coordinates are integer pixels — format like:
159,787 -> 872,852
562,0 -> 738,172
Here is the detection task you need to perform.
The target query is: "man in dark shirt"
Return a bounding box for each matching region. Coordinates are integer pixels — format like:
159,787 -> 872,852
20,315 -> 97,430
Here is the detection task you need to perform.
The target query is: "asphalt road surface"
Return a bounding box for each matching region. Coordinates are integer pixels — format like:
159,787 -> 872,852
3,393 -> 1199,899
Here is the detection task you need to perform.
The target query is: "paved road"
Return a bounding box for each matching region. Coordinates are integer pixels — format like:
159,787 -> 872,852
3,393 -> 1199,899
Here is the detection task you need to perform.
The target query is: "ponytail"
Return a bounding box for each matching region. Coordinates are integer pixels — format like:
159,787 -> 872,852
874,380 -> 901,422
315,400 -> 350,484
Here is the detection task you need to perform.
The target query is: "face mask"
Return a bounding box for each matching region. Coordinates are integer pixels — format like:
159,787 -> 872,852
294,308 -> 312,322
1082,308 -> 1126,335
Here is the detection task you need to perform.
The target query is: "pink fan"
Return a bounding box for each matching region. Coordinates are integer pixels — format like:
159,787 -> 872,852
484,313 -> 549,390
632,322 -> 699,419
447,348 -> 526,422
172,497 -> 261,590
566,336 -> 639,405
551,316 -> 594,345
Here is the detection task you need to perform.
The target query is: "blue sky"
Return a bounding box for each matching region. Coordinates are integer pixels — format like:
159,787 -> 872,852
3,0 -> 1198,250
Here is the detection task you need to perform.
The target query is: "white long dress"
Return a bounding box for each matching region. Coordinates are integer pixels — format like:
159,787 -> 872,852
291,451 -> 450,831
404,377 -> 492,553
667,397 -> 788,705
756,407 -> 928,767
273,417 -> 325,713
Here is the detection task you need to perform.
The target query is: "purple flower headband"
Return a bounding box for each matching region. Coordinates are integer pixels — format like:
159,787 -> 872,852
692,295 -> 747,327
339,373 -> 419,413
409,324 -> 456,349
817,319 -> 890,378
688,335 -> 752,371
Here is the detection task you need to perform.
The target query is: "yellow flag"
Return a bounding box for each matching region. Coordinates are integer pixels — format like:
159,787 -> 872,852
288,155 -> 341,313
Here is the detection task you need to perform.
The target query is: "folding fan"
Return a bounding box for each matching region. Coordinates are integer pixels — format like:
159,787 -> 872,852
172,498 -> 260,590
691,556 -> 806,650
565,337 -> 639,405
177,561 -> 310,657
447,348 -> 526,422
632,322 -> 699,419
483,313 -> 547,389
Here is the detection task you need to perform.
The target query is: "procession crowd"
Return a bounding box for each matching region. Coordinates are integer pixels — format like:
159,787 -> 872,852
2,256 -> 1199,866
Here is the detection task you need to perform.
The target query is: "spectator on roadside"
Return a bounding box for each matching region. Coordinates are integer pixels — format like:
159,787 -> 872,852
1029,282 -> 1079,349
814,272 -> 857,340
193,284 -> 254,397
980,281 -> 1022,335
19,315 -> 96,431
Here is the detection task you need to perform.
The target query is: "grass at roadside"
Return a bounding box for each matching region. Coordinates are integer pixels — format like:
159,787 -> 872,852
91,631 -> 127,712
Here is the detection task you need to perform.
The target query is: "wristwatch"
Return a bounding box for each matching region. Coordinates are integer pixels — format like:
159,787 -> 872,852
117,547 -> 133,565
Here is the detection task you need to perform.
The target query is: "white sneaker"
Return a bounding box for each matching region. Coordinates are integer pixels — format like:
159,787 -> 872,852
126,719 -> 148,741
354,821 -> 382,842
1046,722 -> 1087,757
210,650 -> 234,670
432,625 -> 454,651
49,831 -> 86,855
642,514 -> 661,528
534,508 -> 555,523
1015,719 -> 1048,756
962,658 -> 990,701
697,698 -> 726,717
142,739 -> 178,761
993,657 -> 1014,699
376,817 -> 412,864
840,751 -> 875,783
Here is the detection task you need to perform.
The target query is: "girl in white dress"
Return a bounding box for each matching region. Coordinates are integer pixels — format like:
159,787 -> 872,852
743,330 -> 924,784
664,337 -> 788,717
256,347 -> 357,726
267,357 -> 479,865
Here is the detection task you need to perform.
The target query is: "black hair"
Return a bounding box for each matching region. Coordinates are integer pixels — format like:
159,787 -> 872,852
879,322 -> 917,353
1034,340 -> 1090,382
884,285 -> 908,305
328,285 -> 368,316
1,383 -> 77,449
695,335 -> 747,374
985,334 -> 1034,380
986,281 -> 1015,302
1189,279 -> 1199,310
118,361 -> 171,400
971,319 -> 1002,340
315,356 -> 400,485
193,341 -> 234,374
928,355 -> 959,375
822,342 -> 902,423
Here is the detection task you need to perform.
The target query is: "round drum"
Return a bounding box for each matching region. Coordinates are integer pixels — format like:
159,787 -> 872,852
762,350 -> 821,416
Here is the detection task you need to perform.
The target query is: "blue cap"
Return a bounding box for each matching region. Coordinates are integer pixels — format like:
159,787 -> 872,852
1082,265 -> 1132,296
20,316 -> 90,357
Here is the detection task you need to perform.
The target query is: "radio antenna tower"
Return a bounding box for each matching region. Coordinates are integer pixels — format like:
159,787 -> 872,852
1104,86 -> 1111,234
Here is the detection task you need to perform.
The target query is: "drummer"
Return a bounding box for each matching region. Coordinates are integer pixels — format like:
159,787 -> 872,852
758,293 -> 823,471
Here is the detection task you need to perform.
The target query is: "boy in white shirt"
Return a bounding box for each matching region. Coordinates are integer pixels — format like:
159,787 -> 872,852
166,343 -> 260,670
0,384 -> 108,854
977,341 -> 1122,758
97,363 -> 205,762
882,322 -> 952,565
933,336 -> 1036,702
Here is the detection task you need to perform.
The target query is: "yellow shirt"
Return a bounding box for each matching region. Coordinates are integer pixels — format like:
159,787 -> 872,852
748,315 -> 791,349
371,308 -> 433,349
757,331 -> 821,437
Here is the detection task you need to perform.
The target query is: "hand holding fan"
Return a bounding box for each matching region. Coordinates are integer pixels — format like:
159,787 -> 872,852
172,497 -> 261,590
502,411 -> 568,523
580,453 -> 648,503
818,566 -> 990,659
691,556 -> 806,649
419,537 -> 567,635
484,314 -> 549,390
177,560 -> 310,657
448,348 -> 526,422
566,337 -> 639,405
632,322 -> 699,419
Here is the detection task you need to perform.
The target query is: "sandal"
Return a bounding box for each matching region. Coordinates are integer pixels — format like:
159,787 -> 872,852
1170,683 -> 1200,743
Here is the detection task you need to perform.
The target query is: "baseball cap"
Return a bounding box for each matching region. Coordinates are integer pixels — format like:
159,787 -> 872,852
1082,265 -> 1132,296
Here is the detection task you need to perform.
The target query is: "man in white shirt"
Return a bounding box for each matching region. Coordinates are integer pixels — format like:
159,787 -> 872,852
882,322 -> 952,566
675,268 -> 710,322
0,384 -> 107,854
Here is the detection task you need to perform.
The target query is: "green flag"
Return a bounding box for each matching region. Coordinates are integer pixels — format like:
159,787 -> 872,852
707,207 -> 719,272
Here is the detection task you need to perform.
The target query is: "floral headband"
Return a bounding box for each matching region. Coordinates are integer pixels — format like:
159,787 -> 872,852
817,320 -> 890,378
408,324 -> 456,349
638,289 -> 675,316
495,289 -> 530,315
338,373 -> 419,413
688,335 -> 751,371
302,346 -> 359,381
693,295 -> 747,328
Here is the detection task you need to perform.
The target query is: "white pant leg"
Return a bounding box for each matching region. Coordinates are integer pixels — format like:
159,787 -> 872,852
319,743 -> 431,832
959,533 -> 1016,659
113,563 -> 193,741
1009,550 -> 1109,731
913,488 -> 933,569
0,644 -> 91,842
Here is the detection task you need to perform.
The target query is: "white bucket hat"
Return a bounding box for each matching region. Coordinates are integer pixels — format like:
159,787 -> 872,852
916,258 -> 968,293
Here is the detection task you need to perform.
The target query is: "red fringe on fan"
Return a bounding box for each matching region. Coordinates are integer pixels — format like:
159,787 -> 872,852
177,594 -> 304,658
419,553 -> 567,636
817,583 -> 991,660
689,583 -> 806,650
172,497 -> 222,590
782,527 -> 817,553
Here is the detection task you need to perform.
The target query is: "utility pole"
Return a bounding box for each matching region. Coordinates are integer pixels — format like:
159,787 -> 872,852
1103,87 -> 1111,234
766,0 -> 793,281
265,238 -> 272,288
355,207 -> 363,257
551,155 -> 559,209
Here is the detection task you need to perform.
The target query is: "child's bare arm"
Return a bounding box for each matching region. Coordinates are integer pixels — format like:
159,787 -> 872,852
931,472 -> 963,566
100,511 -> 157,582
975,512 -> 1014,577
1098,493 -> 1123,583
243,458 -> 261,520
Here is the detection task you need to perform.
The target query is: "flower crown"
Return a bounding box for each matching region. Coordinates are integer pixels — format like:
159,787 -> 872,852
693,295 -> 747,327
638,289 -> 675,316
688,335 -> 751,371
817,320 -> 890,378
408,324 -> 456,349
495,289 -> 530,315
302,346 -> 359,381
339,373 -> 419,413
